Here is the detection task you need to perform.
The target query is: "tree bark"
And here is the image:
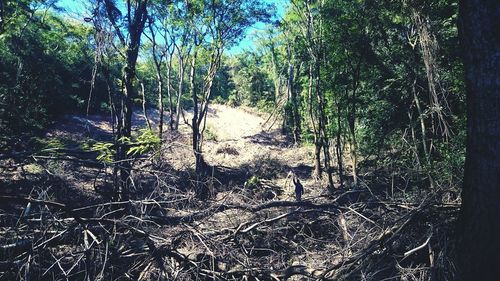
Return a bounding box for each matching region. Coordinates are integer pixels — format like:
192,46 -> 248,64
166,47 -> 174,131
347,61 -> 360,186
315,62 -> 334,188
147,17 -> 164,138
291,62 -> 302,145
174,50 -> 186,130
336,100 -> 344,189
189,46 -> 208,182
156,63 -> 164,137
287,44 -> 301,145
308,64 -> 322,178
457,1 -> 500,280
103,0 -> 149,200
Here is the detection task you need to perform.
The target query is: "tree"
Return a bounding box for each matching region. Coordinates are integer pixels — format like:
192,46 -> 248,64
288,0 -> 335,187
99,0 -> 150,200
144,0 -> 191,134
457,0 -> 500,280
0,4 -> 96,151
185,0 -> 271,194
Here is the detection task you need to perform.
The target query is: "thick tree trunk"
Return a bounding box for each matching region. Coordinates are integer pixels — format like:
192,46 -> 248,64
457,1 -> 500,280
115,61 -> 135,200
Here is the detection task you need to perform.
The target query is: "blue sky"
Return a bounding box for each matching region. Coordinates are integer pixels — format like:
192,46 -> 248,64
228,0 -> 288,54
57,0 -> 288,55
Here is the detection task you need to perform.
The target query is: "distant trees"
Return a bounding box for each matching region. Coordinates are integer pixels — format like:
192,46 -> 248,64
0,1 -> 97,151
457,0 -> 500,279
144,0 -> 191,135
84,0 -> 272,198
228,0 -> 465,191
0,0 -> 492,278
177,0 -> 271,194
0,0 -> 468,204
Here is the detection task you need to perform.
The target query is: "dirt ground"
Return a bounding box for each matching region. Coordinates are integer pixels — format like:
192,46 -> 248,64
0,103 -> 454,280
129,103 -> 329,200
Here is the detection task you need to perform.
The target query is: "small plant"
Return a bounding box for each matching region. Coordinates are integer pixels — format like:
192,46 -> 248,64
213,96 -> 225,104
244,175 -> 261,189
227,93 -> 239,107
90,129 -> 160,163
90,142 -> 115,164
204,126 -> 218,142
126,129 -> 160,156
32,137 -> 65,153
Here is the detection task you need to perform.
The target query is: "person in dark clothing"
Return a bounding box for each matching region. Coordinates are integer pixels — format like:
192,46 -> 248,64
292,175 -> 304,201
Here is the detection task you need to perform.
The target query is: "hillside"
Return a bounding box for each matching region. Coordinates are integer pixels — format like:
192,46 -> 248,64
0,105 -> 460,280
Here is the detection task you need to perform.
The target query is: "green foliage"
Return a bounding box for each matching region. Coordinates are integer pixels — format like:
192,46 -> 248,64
0,8 -> 101,150
0,0 -> 466,191
125,129 -> 161,157
30,137 -> 67,156
203,126 -> 218,142
225,53 -> 274,107
91,142 -> 115,164
256,99 -> 275,113
244,175 -> 261,189
90,129 -> 160,163
431,128 -> 466,187
219,0 -> 466,188
226,93 -> 239,107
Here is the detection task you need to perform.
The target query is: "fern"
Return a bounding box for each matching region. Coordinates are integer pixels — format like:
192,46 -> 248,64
90,129 -> 160,163
90,142 -> 114,164
127,129 -> 160,156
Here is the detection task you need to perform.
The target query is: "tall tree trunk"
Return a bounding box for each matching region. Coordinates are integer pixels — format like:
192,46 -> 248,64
190,48 -> 204,177
166,49 -> 174,131
292,63 -> 302,144
336,100 -> 344,188
116,58 -> 136,200
0,0 -> 4,34
270,44 -> 281,106
174,54 -> 185,130
308,64 -> 322,178
412,78 -> 429,162
147,19 -> 164,139
457,1 -> 500,280
139,79 -> 151,130
287,47 -> 301,145
410,6 -> 450,139
347,62 -> 360,186
103,0 -> 149,201
156,65 -> 164,138
315,62 -> 334,188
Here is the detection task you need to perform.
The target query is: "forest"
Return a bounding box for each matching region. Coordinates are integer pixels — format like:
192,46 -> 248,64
0,0 -> 498,280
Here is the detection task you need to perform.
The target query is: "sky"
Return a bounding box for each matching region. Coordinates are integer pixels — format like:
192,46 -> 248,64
56,0 -> 289,55
227,0 -> 288,54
